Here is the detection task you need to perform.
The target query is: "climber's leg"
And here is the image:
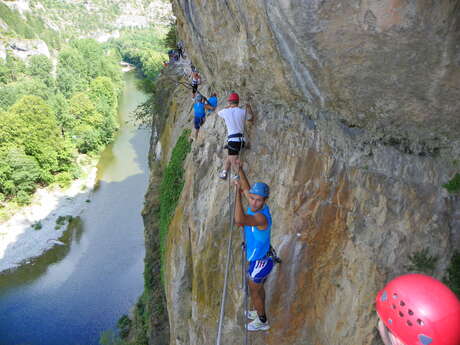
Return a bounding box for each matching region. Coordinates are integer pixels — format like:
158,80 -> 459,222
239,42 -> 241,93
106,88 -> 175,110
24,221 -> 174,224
248,280 -> 266,317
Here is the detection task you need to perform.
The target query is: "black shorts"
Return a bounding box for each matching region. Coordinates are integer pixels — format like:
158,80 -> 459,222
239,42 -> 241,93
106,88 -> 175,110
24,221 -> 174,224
227,140 -> 244,155
192,84 -> 198,93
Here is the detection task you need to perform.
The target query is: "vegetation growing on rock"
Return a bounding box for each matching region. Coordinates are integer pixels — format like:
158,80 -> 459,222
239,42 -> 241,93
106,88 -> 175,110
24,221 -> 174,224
443,173 -> 460,194
445,251 -> 460,298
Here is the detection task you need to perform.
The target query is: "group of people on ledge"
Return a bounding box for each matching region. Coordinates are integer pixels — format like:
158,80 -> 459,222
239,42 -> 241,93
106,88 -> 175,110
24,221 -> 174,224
188,69 -> 460,340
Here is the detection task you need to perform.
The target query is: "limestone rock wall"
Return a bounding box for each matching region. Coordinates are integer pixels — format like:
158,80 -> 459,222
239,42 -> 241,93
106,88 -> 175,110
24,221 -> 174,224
152,1 -> 460,345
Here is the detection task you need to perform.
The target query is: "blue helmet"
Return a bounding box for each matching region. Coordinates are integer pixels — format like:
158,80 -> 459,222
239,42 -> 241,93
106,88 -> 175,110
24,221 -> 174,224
249,182 -> 269,198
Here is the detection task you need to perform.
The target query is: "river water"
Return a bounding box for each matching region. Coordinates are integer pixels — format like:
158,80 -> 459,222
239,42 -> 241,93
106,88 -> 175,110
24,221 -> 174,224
0,71 -> 150,345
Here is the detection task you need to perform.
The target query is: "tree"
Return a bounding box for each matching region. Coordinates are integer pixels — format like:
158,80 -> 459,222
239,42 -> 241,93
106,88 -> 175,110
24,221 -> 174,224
0,78 -> 50,110
71,39 -> 104,80
0,145 -> 41,196
48,92 -> 71,135
68,92 -> 104,152
88,77 -> 119,143
57,47 -> 88,97
163,23 -> 177,50
7,96 -> 73,177
27,54 -> 53,86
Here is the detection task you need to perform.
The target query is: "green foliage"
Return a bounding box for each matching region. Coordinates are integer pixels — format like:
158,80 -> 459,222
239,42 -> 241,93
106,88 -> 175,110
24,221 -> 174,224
27,54 -> 52,78
88,77 -> 119,144
444,251 -> 460,298
27,55 -> 54,86
57,47 -> 88,97
32,220 -> 42,230
0,145 -> 41,196
55,171 -> 73,188
117,314 -> 132,339
16,190 -> 32,205
0,78 -> 51,110
0,2 -> 35,38
68,92 -> 105,153
133,90 -> 156,128
0,55 -> 26,85
443,173 -> 460,193
0,8 -> 126,206
0,3 -> 61,47
0,96 -> 75,200
55,215 -> 73,230
163,23 -> 177,50
99,330 -> 127,345
404,248 -> 438,274
158,129 -> 191,275
109,27 -> 167,83
7,96 -> 72,173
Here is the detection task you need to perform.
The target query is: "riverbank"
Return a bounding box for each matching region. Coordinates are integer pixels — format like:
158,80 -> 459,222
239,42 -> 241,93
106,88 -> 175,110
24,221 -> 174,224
0,155 -> 98,273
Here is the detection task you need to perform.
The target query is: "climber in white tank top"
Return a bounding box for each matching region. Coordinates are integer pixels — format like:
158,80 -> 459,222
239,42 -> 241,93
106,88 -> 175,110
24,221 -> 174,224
217,92 -> 254,180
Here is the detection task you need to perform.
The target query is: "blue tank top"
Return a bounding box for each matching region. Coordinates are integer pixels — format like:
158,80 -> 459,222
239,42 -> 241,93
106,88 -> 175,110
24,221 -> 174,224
244,205 -> 272,261
194,102 -> 205,117
207,96 -> 218,108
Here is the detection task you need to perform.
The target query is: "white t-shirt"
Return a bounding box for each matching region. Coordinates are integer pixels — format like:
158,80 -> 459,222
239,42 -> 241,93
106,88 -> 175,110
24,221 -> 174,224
218,107 -> 246,141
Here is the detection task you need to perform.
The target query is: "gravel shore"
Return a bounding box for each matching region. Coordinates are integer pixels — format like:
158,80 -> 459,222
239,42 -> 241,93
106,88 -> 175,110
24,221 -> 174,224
0,159 -> 98,273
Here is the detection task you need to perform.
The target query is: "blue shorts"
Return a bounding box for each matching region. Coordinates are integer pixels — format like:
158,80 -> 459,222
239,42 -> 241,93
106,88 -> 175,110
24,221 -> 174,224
194,116 -> 205,129
247,257 -> 274,284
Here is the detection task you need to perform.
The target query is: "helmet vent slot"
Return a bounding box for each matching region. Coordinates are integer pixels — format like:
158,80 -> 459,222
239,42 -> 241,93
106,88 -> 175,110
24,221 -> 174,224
408,309 -> 414,316
407,320 -> 413,326
399,311 -> 404,317
417,319 -> 424,326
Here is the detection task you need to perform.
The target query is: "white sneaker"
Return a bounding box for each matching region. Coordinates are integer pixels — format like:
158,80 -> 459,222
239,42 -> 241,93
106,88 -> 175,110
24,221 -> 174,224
245,310 -> 258,320
219,170 -> 227,179
231,173 -> 239,180
246,317 -> 270,331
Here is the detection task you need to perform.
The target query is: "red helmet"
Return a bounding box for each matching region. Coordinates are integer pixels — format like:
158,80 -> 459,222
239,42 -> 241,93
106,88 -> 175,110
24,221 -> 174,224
227,93 -> 239,102
376,274 -> 460,345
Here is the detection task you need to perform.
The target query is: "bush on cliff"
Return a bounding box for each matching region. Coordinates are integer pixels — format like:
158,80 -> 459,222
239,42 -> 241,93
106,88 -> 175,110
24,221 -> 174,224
443,173 -> 460,194
444,251 -> 460,298
158,129 -> 191,272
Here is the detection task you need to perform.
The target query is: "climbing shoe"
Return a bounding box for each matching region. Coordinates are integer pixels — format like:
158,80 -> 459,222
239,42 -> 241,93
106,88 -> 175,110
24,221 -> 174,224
219,170 -> 228,180
245,310 -> 258,320
231,173 -> 239,180
246,317 -> 270,331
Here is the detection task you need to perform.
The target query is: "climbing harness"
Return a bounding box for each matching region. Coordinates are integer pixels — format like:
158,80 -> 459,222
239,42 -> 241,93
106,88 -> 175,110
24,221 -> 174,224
268,245 -> 282,264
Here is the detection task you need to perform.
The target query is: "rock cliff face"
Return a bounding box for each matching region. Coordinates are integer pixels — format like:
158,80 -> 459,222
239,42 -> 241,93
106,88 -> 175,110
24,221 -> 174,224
147,1 -> 460,345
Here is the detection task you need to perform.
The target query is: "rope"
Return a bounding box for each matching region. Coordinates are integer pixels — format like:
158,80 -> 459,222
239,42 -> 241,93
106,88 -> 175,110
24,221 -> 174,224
215,178 -> 237,345
242,241 -> 249,345
240,109 -> 249,345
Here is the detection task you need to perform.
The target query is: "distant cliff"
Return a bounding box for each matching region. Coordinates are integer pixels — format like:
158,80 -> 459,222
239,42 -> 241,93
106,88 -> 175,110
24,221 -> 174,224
142,1 -> 460,345
0,0 -> 172,61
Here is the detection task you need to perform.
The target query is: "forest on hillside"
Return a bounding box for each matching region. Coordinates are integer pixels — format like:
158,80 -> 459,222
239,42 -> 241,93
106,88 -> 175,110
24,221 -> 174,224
0,23 -> 170,212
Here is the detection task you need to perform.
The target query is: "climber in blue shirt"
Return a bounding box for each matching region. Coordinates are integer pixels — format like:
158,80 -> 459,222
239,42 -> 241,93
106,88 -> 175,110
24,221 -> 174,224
193,94 -> 213,139
206,92 -> 218,115
234,162 -> 273,332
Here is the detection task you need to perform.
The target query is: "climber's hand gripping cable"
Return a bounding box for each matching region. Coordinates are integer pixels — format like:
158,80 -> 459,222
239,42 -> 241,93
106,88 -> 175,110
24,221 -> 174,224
233,167 -> 268,229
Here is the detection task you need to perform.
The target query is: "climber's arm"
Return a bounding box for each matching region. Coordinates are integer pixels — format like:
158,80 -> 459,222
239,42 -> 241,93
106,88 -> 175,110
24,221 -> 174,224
236,163 -> 251,201
246,103 -> 255,122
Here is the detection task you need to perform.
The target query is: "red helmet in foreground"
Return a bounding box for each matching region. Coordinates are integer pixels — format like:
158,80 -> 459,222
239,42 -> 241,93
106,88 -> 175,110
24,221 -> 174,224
228,92 -> 239,102
376,274 -> 460,345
